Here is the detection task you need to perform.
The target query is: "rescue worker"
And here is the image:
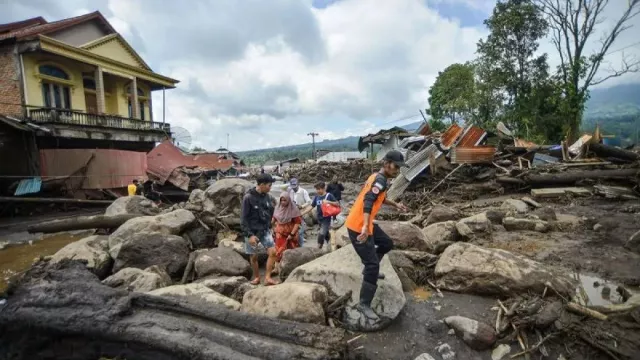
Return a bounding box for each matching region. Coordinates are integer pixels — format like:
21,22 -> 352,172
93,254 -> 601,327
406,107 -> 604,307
345,150 -> 409,321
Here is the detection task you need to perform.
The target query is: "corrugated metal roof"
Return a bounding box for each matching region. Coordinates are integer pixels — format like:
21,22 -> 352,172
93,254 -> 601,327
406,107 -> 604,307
401,144 -> 442,181
39,149 -> 147,189
440,124 -> 464,149
190,153 -> 235,171
450,146 -> 496,164
386,174 -> 410,202
147,140 -> 196,184
456,126 -> 487,148
14,177 -> 42,196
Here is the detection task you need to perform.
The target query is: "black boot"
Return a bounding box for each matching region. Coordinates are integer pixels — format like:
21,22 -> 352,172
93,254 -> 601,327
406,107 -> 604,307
362,269 -> 386,279
355,281 -> 380,321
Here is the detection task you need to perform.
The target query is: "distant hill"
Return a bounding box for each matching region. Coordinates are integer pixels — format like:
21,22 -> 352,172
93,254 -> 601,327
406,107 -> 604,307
585,83 -> 640,119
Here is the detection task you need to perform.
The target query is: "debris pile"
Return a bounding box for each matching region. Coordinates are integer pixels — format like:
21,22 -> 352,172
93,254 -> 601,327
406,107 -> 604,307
295,160 -> 375,183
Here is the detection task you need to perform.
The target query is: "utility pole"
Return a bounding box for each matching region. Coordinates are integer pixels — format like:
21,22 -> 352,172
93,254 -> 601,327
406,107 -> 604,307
226,133 -> 229,150
307,132 -> 319,160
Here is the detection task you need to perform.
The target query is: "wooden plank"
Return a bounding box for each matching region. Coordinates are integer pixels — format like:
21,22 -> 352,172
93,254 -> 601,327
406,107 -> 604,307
531,187 -> 591,198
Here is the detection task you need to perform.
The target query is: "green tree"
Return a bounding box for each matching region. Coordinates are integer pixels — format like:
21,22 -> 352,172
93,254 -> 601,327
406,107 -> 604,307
535,0 -> 640,142
427,63 -> 477,124
191,146 -> 207,152
476,0 -> 551,136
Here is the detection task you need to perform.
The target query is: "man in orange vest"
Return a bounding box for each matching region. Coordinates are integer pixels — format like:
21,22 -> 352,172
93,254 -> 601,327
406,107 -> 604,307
345,150 -> 409,321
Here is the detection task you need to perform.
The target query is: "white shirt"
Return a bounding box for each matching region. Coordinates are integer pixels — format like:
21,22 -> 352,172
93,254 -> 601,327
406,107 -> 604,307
288,186 -> 311,208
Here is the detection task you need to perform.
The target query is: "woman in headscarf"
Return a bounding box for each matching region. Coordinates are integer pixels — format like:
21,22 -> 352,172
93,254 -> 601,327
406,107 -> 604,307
271,192 -> 302,275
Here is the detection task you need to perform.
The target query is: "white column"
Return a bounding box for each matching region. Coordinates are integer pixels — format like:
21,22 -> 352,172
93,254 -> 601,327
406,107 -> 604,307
95,67 -> 105,113
131,77 -> 140,119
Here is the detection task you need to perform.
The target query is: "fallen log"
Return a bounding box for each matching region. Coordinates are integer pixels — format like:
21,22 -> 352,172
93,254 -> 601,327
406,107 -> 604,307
27,214 -> 141,234
566,302 -> 608,321
525,169 -> 638,186
0,261 -> 347,360
589,143 -> 640,162
0,196 -> 112,205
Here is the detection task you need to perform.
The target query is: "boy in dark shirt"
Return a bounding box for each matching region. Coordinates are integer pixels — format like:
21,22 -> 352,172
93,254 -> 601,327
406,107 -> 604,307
312,182 -> 339,249
326,176 -> 345,221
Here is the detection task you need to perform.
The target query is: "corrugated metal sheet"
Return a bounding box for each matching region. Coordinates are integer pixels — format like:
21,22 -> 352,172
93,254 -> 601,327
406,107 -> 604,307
376,135 -> 401,161
14,177 -> 42,196
440,124 -> 464,149
456,126 -> 487,148
39,149 -> 147,189
147,140 -> 196,184
167,168 -> 190,191
450,146 -> 496,164
386,174 -> 410,202
190,153 -> 235,171
397,136 -> 425,149
401,144 -> 443,181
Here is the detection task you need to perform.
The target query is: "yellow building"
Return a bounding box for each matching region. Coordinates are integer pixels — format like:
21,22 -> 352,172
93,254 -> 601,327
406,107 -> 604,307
0,11 -> 179,149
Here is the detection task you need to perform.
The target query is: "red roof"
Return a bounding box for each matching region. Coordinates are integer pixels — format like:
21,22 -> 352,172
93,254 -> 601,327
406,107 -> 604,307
189,153 -> 236,172
0,11 -> 115,41
457,126 -> 487,147
450,146 -> 496,164
440,124 -> 464,148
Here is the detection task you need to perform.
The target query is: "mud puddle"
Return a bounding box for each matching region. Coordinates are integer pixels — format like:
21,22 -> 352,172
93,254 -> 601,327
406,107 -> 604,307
0,230 -> 94,292
573,273 -> 638,306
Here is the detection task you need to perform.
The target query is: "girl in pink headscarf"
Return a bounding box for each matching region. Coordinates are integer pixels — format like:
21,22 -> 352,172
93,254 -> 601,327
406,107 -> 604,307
271,192 -> 302,273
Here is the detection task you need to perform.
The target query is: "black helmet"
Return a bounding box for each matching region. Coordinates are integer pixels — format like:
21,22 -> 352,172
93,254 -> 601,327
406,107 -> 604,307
382,150 -> 407,167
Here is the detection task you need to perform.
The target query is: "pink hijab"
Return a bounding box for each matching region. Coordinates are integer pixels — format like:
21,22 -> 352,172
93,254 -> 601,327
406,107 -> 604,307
274,191 -> 302,223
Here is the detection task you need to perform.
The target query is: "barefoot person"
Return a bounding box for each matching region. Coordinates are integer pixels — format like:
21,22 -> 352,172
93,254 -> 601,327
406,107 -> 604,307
345,150 -> 409,321
241,173 -> 278,285
272,192 -> 302,271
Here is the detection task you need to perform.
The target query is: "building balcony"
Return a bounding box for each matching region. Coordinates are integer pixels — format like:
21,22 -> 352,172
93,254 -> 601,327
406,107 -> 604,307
29,107 -> 170,132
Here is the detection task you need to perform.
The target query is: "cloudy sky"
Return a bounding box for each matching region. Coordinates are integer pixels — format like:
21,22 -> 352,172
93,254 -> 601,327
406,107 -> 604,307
2,0 -> 639,151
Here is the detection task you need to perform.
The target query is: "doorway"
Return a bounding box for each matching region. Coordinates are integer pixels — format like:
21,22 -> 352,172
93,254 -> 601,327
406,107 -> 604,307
85,93 -> 97,114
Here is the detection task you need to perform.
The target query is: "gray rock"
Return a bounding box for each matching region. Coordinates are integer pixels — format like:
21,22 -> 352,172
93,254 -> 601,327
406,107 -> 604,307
196,275 -> 254,302
103,266 -> 171,292
435,243 -> 575,296
503,217 -> 550,232
192,179 -> 255,228
533,207 -> 557,221
624,229 -> 640,254
535,300 -> 563,328
491,344 -> 511,360
147,283 -> 241,311
414,354 -> 436,360
435,343 -> 456,360
333,225 -> 350,249
376,221 -> 429,251
455,212 -> 492,238
105,195 -> 159,216
286,245 -> 405,331
521,197 -> 541,208
113,232 -> 190,278
485,210 -> 506,224
444,315 -> 496,350
279,247 -> 324,279
422,221 -> 458,253
500,199 -> 529,214
424,205 -> 460,226
50,235 -> 111,278
241,282 -> 328,324
194,247 -> 251,278
183,224 -> 215,249
387,251 -> 415,269
108,209 -> 195,259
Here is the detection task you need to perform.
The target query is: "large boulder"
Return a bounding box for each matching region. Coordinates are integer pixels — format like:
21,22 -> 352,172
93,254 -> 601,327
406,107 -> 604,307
50,235 -> 112,278
108,209 -> 195,259
102,266 -> 171,292
333,225 -> 351,249
500,199 -> 529,215
196,275 -> 256,302
444,316 -> 496,350
455,212 -> 492,238
241,282 -> 328,324
182,224 -> 215,249
113,232 -> 190,278
147,283 -> 241,311
625,230 -> 640,254
376,221 -> 429,251
105,195 -> 159,216
423,205 -> 460,226
194,247 -> 251,279
286,245 -> 405,331
279,247 -> 324,279
503,217 -> 550,232
188,179 -> 254,228
435,243 -> 575,296
422,221 -> 458,254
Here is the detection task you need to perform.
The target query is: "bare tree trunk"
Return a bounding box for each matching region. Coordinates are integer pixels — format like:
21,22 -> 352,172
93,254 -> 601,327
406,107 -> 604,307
27,214 -> 140,234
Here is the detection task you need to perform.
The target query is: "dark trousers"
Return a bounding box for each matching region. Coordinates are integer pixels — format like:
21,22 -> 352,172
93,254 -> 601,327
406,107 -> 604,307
348,224 -> 394,286
317,219 -> 331,247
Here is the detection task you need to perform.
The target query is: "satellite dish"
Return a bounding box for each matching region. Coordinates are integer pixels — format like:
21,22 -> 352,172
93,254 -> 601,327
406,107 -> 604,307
171,126 -> 192,151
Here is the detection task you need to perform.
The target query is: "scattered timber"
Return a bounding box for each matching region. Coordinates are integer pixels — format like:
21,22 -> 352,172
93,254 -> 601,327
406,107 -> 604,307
531,187 -> 592,199
27,214 -> 140,234
524,169 -> 638,186
589,143 -> 640,162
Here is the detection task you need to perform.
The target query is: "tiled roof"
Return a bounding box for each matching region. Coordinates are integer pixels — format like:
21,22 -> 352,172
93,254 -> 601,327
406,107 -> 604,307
0,11 -> 115,41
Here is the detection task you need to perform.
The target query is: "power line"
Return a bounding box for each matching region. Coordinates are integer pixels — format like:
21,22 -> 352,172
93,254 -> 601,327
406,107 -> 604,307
605,41 -> 640,55
307,132 -> 319,160
378,114 -> 422,126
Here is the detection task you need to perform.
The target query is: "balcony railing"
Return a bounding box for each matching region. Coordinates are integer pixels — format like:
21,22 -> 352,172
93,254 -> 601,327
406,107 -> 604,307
28,107 -> 170,132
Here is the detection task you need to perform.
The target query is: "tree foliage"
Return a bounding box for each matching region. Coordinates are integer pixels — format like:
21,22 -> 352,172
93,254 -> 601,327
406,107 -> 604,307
427,63 -> 477,124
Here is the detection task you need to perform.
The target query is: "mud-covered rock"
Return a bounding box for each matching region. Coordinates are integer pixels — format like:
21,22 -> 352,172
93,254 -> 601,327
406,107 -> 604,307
423,205 -> 460,226
500,199 -> 529,214
103,266 -> 171,292
533,207 -> 557,221
50,235 -> 111,278
455,212 -> 491,238
189,178 -> 254,228
422,221 -> 458,253
242,282 -> 328,324
194,247 -> 251,279
105,195 -> 159,216
503,217 -> 550,232
108,209 -> 195,259
148,283 -> 241,311
196,275 -> 255,302
444,316 -> 496,350
625,230 -> 640,254
182,224 -> 215,249
113,232 -> 190,278
485,210 -> 506,224
435,243 -> 575,296
535,301 -> 563,328
377,221 -> 429,251
333,225 -> 351,249
279,247 -> 324,279
286,245 -> 405,331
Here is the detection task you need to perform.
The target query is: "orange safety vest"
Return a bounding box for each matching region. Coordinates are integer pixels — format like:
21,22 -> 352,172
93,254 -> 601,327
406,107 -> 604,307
346,173 -> 386,234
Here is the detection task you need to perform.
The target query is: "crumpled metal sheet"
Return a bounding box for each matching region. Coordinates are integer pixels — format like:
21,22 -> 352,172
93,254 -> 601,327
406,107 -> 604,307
14,177 -> 42,196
